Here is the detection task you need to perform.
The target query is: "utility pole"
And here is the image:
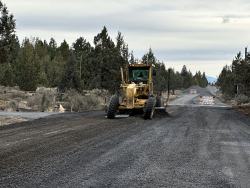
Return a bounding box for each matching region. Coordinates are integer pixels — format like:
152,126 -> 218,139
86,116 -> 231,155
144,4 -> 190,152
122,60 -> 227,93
80,55 -> 82,80
167,68 -> 171,105
245,47 -> 248,60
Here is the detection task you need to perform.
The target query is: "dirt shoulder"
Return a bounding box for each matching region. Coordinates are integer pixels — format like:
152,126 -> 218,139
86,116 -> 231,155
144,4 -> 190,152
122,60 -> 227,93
229,105 -> 250,117
216,89 -> 250,117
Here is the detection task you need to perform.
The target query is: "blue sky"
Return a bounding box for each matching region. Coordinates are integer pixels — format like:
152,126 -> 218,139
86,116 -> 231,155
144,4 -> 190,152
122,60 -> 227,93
5,0 -> 250,78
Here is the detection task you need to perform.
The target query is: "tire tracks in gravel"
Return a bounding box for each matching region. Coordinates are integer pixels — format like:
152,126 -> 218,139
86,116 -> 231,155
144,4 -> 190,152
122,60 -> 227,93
1,90 -> 250,187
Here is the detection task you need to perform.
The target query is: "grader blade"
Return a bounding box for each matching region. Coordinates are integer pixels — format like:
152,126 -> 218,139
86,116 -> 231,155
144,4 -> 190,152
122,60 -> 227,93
115,114 -> 130,118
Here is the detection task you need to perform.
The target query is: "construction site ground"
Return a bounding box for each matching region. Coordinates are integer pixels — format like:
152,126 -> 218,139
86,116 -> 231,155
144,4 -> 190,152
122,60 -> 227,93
1,86 -> 250,187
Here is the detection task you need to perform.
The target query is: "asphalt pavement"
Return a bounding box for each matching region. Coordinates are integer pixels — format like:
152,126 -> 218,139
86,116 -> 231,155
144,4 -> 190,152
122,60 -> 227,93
1,87 -> 250,187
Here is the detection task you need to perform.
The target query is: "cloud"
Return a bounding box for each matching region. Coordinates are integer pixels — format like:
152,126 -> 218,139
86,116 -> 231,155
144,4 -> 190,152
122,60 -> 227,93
222,17 -> 230,23
6,0 -> 250,78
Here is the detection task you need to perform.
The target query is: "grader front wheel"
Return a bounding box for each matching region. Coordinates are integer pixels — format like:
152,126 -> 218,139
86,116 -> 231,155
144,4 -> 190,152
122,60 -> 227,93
107,96 -> 119,119
143,97 -> 156,120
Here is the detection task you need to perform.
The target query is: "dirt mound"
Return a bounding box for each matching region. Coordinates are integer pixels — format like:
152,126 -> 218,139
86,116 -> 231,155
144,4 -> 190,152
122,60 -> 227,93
182,85 -> 207,94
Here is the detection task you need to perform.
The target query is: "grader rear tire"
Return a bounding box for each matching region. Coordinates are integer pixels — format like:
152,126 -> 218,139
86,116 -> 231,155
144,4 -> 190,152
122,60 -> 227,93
107,96 -> 119,119
143,97 -> 156,120
156,96 -> 164,107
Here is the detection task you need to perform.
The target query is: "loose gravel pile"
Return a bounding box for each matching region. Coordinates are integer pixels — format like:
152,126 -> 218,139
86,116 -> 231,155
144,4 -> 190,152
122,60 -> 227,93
182,85 -> 208,94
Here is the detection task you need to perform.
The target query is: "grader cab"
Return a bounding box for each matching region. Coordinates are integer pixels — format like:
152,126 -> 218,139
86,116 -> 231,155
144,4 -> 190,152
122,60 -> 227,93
106,63 -> 165,119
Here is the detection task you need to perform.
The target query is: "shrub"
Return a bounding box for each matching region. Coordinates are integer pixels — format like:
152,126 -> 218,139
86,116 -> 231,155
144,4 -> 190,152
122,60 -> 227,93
0,99 -> 19,111
27,93 -> 42,107
63,89 -> 99,112
236,94 -> 249,105
63,89 -> 84,112
40,93 -> 52,112
11,91 -> 26,99
222,93 -> 234,102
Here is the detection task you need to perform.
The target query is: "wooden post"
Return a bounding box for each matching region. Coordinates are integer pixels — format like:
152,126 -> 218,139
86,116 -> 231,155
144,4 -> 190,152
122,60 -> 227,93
245,47 -> 247,60
80,55 -> 82,80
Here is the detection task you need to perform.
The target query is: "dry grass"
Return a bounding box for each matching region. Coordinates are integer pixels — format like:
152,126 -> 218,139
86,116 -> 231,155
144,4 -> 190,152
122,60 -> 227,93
27,93 -> 43,108
0,116 -> 29,126
0,99 -> 19,111
11,91 -> 26,100
63,89 -> 104,112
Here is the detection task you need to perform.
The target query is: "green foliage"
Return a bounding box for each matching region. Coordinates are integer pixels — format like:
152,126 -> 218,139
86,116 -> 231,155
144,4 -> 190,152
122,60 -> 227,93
181,65 -> 188,76
72,37 -> 93,80
182,69 -> 194,89
40,93 -> 52,112
39,70 -> 48,87
236,94 -> 249,105
0,18 -> 211,95
0,1 -> 16,64
154,62 -> 168,94
9,36 -> 20,65
193,71 -> 208,88
47,51 -> 65,87
141,47 -> 156,65
83,27 -> 127,94
0,62 -> 13,86
34,38 -> 48,59
58,39 -> 71,61
47,38 -> 57,60
217,65 -> 234,100
59,54 -> 81,92
217,50 -> 250,100
15,39 -> 41,91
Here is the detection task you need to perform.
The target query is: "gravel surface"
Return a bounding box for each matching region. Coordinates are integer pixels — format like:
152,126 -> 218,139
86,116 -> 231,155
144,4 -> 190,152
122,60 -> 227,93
0,112 -> 59,119
182,85 -> 208,94
1,87 -> 250,187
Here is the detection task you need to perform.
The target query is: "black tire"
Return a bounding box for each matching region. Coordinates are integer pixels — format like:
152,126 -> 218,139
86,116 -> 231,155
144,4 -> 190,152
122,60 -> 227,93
107,96 -> 119,119
156,96 -> 164,107
143,97 -> 156,120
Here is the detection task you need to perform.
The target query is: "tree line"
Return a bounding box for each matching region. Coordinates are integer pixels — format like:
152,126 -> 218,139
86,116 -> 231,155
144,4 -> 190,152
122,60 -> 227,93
0,1 -> 208,94
217,50 -> 250,101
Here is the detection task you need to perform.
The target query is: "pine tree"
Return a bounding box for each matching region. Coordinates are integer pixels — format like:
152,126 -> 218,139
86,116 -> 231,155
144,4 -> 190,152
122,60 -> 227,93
35,38 -> 48,60
58,39 -> 71,61
47,51 -> 65,87
47,38 -> 57,60
15,40 -> 41,91
200,72 -> 208,87
0,62 -> 13,86
130,51 -> 135,64
72,37 -> 92,80
84,26 -> 126,93
217,65 -> 234,100
141,47 -> 156,65
0,1 -> 16,64
59,54 -> 80,92
153,62 -> 168,94
181,65 -> 188,76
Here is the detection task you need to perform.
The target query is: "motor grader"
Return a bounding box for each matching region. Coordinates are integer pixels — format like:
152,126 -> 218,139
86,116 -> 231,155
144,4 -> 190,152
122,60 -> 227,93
106,63 -> 165,119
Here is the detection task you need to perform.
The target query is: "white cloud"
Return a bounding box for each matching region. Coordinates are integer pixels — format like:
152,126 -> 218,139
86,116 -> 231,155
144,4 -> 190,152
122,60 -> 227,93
5,0 -> 250,77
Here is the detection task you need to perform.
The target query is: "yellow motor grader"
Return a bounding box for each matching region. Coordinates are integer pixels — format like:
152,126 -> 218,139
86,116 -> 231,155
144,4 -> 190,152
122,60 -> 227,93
106,63 -> 165,119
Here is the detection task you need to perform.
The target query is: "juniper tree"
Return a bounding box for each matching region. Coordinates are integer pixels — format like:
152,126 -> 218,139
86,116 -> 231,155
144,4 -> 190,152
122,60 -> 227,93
15,40 -> 41,91
59,54 -> 81,92
0,1 -> 16,64
58,40 -> 71,61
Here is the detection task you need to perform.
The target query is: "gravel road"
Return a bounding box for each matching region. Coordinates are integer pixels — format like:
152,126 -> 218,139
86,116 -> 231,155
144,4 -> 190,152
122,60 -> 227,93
0,112 -> 59,119
1,87 -> 250,187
